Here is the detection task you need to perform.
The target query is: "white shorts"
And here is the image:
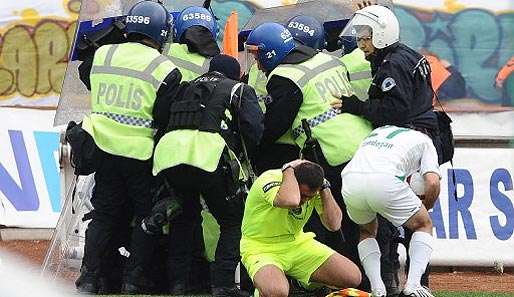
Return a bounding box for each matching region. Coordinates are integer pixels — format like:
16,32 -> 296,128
341,172 -> 421,227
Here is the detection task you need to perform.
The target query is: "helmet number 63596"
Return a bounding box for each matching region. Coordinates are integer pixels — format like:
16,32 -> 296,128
126,15 -> 151,25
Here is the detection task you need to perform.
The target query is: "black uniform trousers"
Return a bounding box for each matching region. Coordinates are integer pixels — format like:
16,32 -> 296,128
82,153 -> 156,285
163,163 -> 244,290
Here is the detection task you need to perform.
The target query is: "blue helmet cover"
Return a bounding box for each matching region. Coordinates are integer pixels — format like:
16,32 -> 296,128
175,6 -> 217,41
286,15 -> 326,50
246,22 -> 296,72
125,1 -> 171,47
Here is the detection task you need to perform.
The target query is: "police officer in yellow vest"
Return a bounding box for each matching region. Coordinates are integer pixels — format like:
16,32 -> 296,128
153,55 -> 263,297
252,14 -> 332,175
161,6 -> 220,294
247,63 -> 268,112
340,37 -> 373,101
163,6 -> 220,82
75,1 -> 182,294
245,22 -> 372,288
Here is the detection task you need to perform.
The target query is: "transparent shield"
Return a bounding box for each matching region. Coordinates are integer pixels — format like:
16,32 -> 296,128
55,0 -> 133,126
239,0 -> 390,52
41,167 -> 95,283
54,0 -> 207,126
40,135 -> 93,282
242,1 -> 353,32
161,0 -> 208,12
241,0 -> 390,32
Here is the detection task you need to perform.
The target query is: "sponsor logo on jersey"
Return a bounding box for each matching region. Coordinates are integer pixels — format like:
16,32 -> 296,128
262,181 -> 281,193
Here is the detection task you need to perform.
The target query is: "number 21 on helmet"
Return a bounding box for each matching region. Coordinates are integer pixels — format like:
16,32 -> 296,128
244,22 -> 296,72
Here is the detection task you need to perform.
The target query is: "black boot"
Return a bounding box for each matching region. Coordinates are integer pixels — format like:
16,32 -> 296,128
169,283 -> 187,295
288,278 -> 330,297
121,266 -> 154,294
98,275 -> 122,295
382,270 -> 401,297
75,267 -> 99,294
212,286 -> 250,297
120,282 -> 144,295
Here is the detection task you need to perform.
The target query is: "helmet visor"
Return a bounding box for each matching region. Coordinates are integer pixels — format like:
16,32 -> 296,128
340,17 -> 372,40
243,43 -> 261,74
161,14 -> 174,49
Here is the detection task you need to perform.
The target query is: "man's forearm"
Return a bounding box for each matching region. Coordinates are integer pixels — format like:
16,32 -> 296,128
423,186 -> 440,210
422,173 -> 441,210
320,188 -> 342,231
274,168 -> 301,208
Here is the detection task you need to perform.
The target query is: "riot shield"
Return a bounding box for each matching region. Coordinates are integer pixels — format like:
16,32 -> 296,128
54,0 -> 138,126
53,0 -> 211,126
240,0 -> 355,36
48,0 -> 217,284
239,0 -> 393,51
45,0 -> 134,280
41,151 -> 95,282
161,0 -> 208,12
241,0 -> 393,31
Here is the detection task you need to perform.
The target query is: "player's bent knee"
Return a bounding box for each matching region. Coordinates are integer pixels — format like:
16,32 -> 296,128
343,263 -> 362,288
330,260 -> 362,288
414,213 -> 433,232
405,208 -> 432,232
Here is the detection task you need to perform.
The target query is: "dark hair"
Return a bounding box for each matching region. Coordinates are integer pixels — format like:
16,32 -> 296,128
209,54 -> 241,80
295,162 -> 324,190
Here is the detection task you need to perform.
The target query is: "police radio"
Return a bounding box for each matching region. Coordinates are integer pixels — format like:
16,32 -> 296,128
301,119 -> 321,164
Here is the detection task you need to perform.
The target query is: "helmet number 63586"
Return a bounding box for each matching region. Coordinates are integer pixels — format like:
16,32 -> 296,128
182,13 -> 212,22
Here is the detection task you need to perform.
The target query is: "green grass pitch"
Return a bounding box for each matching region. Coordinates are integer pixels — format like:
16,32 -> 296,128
102,292 -> 514,297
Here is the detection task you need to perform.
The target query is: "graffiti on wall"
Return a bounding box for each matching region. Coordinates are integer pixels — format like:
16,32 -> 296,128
0,0 -> 81,106
211,1 -> 514,107
396,5 -> 514,106
1,0 -> 513,107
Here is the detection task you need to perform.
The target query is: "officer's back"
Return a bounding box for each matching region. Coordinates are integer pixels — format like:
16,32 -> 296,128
153,54 -> 263,178
152,55 -> 262,297
74,1 -> 182,294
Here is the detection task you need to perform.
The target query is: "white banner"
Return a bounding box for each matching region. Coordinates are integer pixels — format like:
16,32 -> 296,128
450,111 -> 514,138
431,148 -> 514,266
1,108 -> 513,267
0,108 -> 62,227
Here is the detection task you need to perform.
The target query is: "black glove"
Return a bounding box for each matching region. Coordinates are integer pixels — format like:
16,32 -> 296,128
141,198 -> 182,235
340,94 -> 365,115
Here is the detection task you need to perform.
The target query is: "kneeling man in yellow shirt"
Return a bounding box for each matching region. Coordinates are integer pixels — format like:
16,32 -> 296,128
240,160 -> 362,296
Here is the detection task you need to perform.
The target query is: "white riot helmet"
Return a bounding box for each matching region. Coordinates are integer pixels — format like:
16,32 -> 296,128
341,5 -> 399,49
